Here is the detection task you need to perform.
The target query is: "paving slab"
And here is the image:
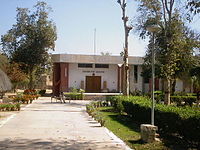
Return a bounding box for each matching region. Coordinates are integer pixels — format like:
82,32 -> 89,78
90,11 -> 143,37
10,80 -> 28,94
0,97 -> 129,150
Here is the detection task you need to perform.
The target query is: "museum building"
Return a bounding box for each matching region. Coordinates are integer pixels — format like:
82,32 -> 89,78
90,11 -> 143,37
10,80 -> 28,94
52,54 -> 146,95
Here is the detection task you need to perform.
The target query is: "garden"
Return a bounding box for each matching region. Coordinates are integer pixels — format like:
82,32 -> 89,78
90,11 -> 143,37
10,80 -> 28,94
86,95 -> 200,150
0,89 -> 41,112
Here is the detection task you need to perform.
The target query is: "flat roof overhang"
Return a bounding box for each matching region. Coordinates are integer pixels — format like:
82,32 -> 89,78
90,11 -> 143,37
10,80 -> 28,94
52,54 -> 144,65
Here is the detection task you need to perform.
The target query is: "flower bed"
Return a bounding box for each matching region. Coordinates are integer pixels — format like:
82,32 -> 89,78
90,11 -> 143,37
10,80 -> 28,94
12,89 -> 40,104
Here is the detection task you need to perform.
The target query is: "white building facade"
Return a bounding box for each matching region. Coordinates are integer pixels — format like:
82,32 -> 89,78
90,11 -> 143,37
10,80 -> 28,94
52,54 -> 144,95
52,54 -> 192,95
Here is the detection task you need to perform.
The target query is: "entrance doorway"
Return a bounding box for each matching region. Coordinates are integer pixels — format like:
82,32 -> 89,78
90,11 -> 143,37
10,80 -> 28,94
86,76 -> 101,93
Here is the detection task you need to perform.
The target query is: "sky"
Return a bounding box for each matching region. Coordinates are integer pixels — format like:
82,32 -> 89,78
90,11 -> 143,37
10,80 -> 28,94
0,0 -> 199,57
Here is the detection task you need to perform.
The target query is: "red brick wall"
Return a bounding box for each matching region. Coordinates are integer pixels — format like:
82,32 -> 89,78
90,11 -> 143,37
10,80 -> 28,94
60,63 -> 69,92
53,63 -> 69,96
53,63 -> 60,96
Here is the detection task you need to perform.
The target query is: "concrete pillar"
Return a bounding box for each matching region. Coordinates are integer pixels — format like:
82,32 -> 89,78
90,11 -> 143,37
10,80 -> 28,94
140,124 -> 158,143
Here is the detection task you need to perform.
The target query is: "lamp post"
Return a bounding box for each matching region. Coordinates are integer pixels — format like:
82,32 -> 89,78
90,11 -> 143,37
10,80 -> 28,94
146,25 -> 160,125
118,64 -> 123,93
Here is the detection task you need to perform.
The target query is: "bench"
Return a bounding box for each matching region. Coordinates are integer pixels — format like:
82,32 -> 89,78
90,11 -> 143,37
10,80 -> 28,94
51,95 -> 65,103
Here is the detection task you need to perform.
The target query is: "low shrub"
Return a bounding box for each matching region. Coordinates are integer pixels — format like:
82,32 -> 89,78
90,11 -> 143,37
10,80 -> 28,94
64,93 -> 84,100
173,91 -> 196,96
0,103 -> 21,111
23,89 -> 37,95
13,93 -> 39,104
130,89 -> 142,96
86,102 -> 106,126
64,88 -> 85,100
38,89 -> 46,96
171,96 -> 197,106
154,91 -> 164,103
106,96 -> 200,142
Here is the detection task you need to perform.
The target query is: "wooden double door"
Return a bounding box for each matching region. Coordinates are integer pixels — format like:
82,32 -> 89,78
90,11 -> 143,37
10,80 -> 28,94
86,76 -> 101,93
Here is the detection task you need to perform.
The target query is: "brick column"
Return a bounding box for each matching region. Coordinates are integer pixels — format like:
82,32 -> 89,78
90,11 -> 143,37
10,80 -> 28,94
60,63 -> 69,92
53,63 -> 60,96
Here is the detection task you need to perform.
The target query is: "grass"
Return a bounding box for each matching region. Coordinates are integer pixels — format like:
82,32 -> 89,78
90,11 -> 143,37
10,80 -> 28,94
97,107 -> 197,150
98,107 -> 168,150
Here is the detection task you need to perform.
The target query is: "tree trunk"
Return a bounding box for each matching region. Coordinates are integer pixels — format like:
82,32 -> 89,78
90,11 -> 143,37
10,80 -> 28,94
171,78 -> 176,95
197,91 -> 200,106
28,69 -> 34,90
164,78 -> 171,105
123,61 -> 129,96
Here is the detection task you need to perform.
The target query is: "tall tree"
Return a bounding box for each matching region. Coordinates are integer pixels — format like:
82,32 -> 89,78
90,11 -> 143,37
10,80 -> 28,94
1,1 -> 57,89
190,56 -> 200,103
6,62 -> 27,91
136,0 -> 199,104
0,53 -> 9,72
187,0 -> 200,15
117,0 -> 133,96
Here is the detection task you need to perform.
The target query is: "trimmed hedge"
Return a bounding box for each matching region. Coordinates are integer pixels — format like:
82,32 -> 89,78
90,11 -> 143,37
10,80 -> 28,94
106,96 -> 200,142
64,93 -> 84,100
171,96 -> 197,106
86,102 -> 106,126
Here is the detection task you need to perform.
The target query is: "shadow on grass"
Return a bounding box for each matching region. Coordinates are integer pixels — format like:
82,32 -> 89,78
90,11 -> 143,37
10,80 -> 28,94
160,134 -> 200,150
128,139 -> 145,145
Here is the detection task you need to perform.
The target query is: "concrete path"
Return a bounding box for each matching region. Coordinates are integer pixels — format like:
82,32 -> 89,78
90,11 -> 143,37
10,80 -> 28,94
0,97 -> 129,150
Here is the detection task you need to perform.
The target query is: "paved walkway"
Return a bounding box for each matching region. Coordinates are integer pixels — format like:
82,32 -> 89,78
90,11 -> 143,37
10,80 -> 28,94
0,97 -> 129,150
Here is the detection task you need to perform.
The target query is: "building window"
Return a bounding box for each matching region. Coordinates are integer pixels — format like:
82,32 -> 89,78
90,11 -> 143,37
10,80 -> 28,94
95,64 -> 109,68
134,65 -> 138,83
78,63 -> 93,68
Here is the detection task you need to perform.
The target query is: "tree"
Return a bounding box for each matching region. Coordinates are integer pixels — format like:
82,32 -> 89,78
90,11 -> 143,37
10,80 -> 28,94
0,53 -> 9,72
187,0 -> 200,15
117,0 -> 133,96
190,56 -> 200,103
136,0 -> 199,104
1,1 -> 57,89
6,62 -> 27,91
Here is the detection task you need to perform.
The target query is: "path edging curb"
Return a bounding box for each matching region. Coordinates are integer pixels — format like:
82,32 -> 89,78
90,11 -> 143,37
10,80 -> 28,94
104,127 -> 133,150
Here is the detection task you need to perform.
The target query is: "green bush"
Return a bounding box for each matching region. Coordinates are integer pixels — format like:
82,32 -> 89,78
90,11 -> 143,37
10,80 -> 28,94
171,96 -> 197,106
38,89 -> 46,96
154,91 -> 164,103
0,103 -> 21,111
173,91 -> 196,96
64,93 -> 84,100
64,89 -> 85,100
106,96 -> 125,113
106,96 -> 200,142
86,102 -> 106,126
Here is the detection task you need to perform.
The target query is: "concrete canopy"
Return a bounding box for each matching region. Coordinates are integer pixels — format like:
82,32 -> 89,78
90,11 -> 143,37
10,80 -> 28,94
52,54 -> 144,65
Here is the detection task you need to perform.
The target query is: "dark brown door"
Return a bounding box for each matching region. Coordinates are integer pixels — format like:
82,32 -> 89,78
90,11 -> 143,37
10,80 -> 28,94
86,76 -> 101,93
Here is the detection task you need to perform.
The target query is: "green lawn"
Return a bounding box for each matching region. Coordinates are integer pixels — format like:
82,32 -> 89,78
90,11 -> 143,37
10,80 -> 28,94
97,107 -> 197,150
